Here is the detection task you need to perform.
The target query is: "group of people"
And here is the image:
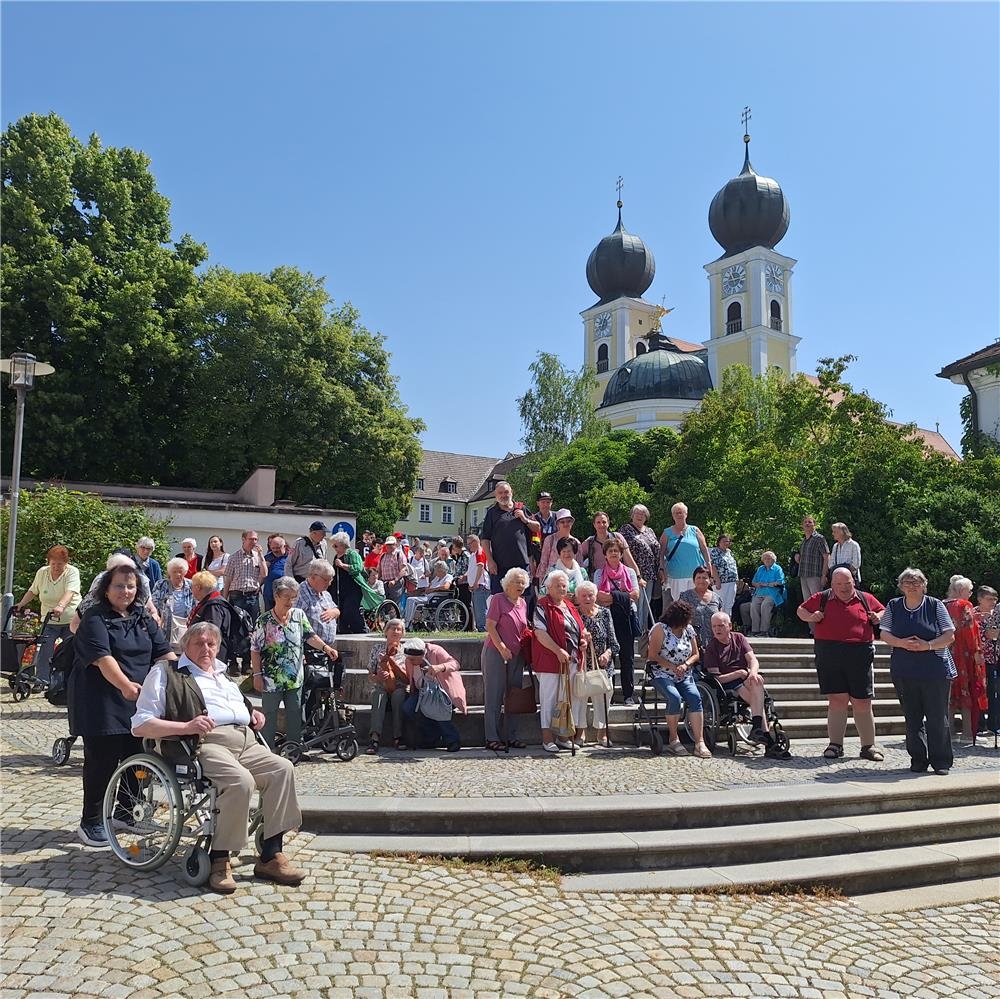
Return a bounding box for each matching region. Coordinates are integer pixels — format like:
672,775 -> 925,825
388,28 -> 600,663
12,494 -> 998,890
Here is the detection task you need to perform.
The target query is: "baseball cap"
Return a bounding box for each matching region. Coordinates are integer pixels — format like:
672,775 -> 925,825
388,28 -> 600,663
310,521 -> 328,533
402,638 -> 426,656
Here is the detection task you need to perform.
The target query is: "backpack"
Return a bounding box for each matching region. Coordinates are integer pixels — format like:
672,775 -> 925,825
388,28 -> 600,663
818,588 -> 880,637
228,603 -> 253,667
44,633 -> 76,706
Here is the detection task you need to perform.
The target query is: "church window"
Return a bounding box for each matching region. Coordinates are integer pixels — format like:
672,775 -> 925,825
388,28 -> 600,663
635,342 -> 647,356
726,302 -> 742,335
597,343 -> 610,373
769,299 -> 782,331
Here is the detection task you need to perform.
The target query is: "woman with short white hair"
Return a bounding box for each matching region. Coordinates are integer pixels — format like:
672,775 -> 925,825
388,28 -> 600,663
481,568 -> 531,751
742,551 -> 786,637
943,574 -> 986,745
531,569 -> 589,753
576,581 -> 618,748
150,557 -> 196,650
174,538 -> 203,578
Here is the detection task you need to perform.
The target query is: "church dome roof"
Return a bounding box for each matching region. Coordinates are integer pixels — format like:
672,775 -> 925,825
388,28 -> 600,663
599,334 -> 713,408
709,136 -> 789,257
586,203 -> 655,303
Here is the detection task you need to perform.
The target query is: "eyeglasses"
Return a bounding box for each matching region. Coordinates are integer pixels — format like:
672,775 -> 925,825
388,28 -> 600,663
110,583 -> 137,591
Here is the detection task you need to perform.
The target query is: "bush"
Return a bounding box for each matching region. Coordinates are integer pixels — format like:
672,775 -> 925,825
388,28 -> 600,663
1,487 -> 172,599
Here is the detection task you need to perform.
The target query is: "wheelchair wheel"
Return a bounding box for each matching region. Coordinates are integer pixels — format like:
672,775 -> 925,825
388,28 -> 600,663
650,729 -> 664,756
375,600 -> 401,630
335,735 -> 359,762
51,738 -> 73,766
434,598 -> 469,631
685,680 -> 719,752
728,731 -> 740,756
181,846 -> 212,887
279,741 -> 302,765
103,753 -> 184,872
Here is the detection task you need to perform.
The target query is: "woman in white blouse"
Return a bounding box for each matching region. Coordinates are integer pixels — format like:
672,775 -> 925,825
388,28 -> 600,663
830,523 -> 862,583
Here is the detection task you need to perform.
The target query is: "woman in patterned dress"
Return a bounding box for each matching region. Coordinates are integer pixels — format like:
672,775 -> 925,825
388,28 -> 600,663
576,581 -> 619,748
251,576 -> 337,750
944,575 -> 986,744
618,504 -> 661,616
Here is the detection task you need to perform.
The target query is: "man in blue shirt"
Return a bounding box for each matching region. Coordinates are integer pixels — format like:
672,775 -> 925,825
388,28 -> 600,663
263,534 -> 288,611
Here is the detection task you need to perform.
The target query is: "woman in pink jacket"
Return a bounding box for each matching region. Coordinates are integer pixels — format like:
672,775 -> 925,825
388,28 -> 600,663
401,637 -> 467,751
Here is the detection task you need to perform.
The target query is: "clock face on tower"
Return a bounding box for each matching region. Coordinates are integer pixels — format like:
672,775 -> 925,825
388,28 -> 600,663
765,263 -> 784,293
594,311 -> 612,339
722,264 -> 746,297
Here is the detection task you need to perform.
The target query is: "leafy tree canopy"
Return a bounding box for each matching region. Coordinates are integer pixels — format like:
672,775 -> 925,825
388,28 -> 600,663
1,113 -> 423,523
516,352 -> 603,454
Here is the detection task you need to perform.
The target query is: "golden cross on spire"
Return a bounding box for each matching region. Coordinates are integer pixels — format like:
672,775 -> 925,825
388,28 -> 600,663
741,105 -> 751,141
616,175 -> 623,208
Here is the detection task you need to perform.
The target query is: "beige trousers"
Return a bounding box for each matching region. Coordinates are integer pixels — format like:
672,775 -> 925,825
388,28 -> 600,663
197,725 -> 302,852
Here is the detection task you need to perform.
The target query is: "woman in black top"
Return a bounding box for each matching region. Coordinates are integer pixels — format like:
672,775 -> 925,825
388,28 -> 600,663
69,564 -> 172,848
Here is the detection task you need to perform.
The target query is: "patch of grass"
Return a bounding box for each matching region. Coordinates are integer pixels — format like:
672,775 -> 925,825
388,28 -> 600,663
688,881 -> 845,900
370,850 -> 562,883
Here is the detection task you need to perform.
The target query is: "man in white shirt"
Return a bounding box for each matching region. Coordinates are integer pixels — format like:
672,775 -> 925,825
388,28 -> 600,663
132,623 -> 304,894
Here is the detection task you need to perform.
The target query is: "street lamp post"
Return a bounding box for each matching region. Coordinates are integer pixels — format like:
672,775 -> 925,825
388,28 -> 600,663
2,352 -> 55,625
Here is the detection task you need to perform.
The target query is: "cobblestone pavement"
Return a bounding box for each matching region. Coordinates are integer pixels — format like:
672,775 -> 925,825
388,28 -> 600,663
5,694 -> 999,799
3,692 -> 999,998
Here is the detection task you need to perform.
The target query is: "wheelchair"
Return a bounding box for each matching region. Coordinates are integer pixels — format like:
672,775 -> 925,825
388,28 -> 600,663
362,598 -> 402,633
102,738 -> 263,887
633,663 -> 791,758
690,671 -> 792,758
407,587 -> 469,631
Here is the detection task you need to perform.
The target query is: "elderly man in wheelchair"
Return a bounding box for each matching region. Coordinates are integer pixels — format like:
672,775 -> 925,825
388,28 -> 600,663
403,560 -> 469,630
701,611 -> 791,758
128,622 -> 305,893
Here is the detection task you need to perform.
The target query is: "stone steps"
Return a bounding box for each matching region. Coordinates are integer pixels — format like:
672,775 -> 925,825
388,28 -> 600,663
304,772 -> 1000,895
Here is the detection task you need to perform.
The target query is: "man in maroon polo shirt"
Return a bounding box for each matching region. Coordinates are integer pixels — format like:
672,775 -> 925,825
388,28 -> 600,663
703,611 -> 776,749
798,568 -> 885,763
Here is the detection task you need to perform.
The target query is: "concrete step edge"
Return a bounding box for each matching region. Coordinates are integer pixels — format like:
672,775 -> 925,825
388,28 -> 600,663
309,805 -> 1000,872
557,838 -> 1000,895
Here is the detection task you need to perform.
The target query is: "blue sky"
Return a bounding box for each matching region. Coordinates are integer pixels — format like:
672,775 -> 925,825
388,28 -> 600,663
3,2 -> 997,460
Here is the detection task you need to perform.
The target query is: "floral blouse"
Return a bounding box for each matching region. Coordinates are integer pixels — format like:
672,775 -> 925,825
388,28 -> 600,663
618,522 -> 660,584
251,607 -> 314,691
650,623 -> 696,682
581,605 -> 619,677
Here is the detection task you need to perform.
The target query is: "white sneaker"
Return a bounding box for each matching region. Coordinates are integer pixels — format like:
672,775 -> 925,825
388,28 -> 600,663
542,742 -> 559,753
623,697 -> 637,707
573,738 -> 586,748
555,739 -> 574,750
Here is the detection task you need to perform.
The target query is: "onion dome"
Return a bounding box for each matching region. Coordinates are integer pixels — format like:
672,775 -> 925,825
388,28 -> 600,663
586,201 -> 655,303
599,333 -> 712,408
709,135 -> 789,257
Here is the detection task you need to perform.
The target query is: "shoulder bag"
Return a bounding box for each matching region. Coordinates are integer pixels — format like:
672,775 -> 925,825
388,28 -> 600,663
417,675 -> 454,722
573,638 -> 613,698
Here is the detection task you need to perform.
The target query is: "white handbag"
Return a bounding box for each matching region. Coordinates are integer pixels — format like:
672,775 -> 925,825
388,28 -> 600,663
573,641 -> 613,697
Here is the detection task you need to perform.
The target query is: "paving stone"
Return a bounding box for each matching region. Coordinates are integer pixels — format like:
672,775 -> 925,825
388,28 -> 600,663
2,692 -> 998,998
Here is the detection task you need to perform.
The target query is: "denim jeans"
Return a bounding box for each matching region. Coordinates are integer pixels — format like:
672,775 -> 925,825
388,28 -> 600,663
472,588 -> 489,633
229,591 -> 261,626
402,692 -> 460,749
651,671 -> 703,716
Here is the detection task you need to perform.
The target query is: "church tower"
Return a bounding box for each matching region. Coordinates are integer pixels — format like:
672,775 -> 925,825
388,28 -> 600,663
703,115 -> 800,388
581,192 -> 661,408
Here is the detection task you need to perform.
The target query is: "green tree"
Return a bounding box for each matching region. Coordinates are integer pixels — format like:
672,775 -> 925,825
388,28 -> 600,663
186,266 -> 424,520
1,113 -> 206,482
530,428 -> 678,525
516,352 -> 602,453
649,357 -> 987,601
0,487 -> 172,598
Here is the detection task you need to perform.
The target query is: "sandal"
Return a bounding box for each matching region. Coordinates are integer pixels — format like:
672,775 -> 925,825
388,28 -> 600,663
506,740 -> 527,749
823,743 -> 844,759
486,741 -> 506,752
693,743 -> 713,759
393,738 -> 408,751
859,744 -> 885,762
365,741 -> 379,755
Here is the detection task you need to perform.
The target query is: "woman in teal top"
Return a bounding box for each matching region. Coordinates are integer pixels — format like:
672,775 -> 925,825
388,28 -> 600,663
659,502 -> 711,601
744,551 -> 786,637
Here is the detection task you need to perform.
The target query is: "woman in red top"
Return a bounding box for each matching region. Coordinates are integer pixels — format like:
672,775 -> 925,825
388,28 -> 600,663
532,571 -> 588,754
945,575 -> 986,744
